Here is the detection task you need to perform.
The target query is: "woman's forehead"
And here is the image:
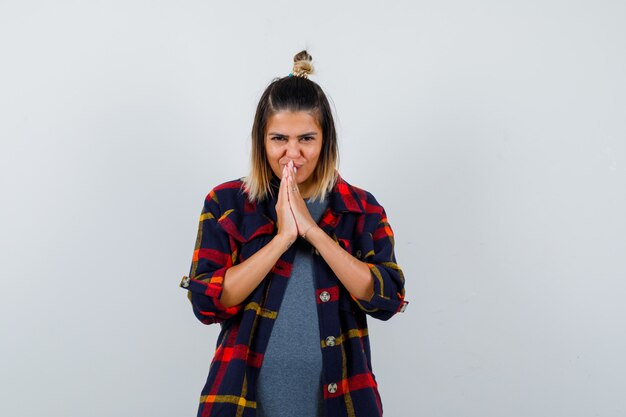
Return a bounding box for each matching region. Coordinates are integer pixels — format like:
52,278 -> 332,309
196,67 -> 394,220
266,110 -> 321,135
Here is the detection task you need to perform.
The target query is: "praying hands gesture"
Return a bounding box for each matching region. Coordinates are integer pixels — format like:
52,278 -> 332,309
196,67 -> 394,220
220,159 -> 374,308
275,160 -> 319,246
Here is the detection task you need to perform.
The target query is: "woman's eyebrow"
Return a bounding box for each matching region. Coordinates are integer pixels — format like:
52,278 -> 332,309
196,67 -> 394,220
267,132 -> 319,137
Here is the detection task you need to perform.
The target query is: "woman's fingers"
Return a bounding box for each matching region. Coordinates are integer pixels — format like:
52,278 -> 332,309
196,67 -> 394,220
276,164 -> 298,241
287,161 -> 300,197
278,165 -> 287,202
285,163 -> 292,196
281,164 -> 294,204
285,165 -> 317,237
291,162 -> 299,193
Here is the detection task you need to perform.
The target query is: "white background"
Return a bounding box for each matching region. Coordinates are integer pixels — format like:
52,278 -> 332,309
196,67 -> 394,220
1,1 -> 625,416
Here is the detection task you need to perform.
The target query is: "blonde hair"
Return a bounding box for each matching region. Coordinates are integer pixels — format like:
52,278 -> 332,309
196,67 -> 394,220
243,50 -> 339,203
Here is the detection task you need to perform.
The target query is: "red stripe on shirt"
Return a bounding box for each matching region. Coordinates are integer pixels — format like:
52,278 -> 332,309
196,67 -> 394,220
316,286 -> 340,304
323,372 -> 377,399
194,248 -> 232,266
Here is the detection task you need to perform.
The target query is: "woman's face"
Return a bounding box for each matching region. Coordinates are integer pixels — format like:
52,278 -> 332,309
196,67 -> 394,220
264,110 -> 323,198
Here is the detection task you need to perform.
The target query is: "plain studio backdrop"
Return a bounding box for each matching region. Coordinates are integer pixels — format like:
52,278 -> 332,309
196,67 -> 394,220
1,1 -> 625,416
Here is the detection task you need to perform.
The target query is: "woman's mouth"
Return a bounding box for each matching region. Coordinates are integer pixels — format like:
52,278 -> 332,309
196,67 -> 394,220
281,161 -> 302,170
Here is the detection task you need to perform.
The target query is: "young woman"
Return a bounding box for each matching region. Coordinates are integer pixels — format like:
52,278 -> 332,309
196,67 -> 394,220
180,50 -> 408,417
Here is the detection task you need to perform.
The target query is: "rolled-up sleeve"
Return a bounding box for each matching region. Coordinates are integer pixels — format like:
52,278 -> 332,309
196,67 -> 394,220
353,195 -> 408,321
179,189 -> 243,325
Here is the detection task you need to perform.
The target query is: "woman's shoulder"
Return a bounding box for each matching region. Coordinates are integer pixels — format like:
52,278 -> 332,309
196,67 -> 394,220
202,177 -> 250,213
210,177 -> 246,194
202,178 -> 274,242
334,174 -> 385,215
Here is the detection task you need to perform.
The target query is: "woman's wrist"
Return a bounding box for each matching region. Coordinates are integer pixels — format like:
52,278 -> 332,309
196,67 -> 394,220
301,224 -> 324,242
300,224 -> 319,240
273,232 -> 296,251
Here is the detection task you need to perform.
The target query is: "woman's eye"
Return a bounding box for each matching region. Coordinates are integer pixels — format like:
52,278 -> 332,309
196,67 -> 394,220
271,136 -> 287,141
300,136 -> 314,142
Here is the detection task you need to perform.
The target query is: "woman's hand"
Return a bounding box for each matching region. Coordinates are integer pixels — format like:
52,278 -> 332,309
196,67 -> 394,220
286,160 -> 318,238
275,164 -> 299,246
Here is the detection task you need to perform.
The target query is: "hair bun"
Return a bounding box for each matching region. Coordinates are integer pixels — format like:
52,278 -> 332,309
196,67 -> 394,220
292,50 -> 314,78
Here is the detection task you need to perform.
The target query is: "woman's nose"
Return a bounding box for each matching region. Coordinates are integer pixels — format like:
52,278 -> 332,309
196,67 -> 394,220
285,140 -> 301,158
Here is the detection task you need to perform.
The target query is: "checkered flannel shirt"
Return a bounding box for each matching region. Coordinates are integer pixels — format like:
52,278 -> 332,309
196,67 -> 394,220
180,174 -> 408,417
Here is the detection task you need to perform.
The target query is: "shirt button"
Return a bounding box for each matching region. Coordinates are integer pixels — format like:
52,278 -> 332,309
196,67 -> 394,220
181,275 -> 190,288
355,249 -> 362,258
325,336 -> 336,347
319,291 -> 331,303
327,382 -> 337,394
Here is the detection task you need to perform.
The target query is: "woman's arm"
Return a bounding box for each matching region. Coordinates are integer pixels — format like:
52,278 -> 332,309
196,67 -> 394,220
285,164 -> 407,318
220,234 -> 292,307
303,226 -> 375,301
286,165 -> 374,301
220,164 -> 298,308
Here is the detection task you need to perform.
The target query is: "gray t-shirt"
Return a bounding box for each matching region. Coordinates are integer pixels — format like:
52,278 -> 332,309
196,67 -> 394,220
256,195 -> 329,417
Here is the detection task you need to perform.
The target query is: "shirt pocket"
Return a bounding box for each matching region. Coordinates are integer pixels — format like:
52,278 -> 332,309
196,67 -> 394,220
216,209 -> 275,261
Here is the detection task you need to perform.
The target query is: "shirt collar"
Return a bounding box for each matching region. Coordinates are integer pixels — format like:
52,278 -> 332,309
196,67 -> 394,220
328,174 -> 366,214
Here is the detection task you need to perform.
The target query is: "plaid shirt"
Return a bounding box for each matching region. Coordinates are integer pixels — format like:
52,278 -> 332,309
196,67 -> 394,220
180,174 -> 408,417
